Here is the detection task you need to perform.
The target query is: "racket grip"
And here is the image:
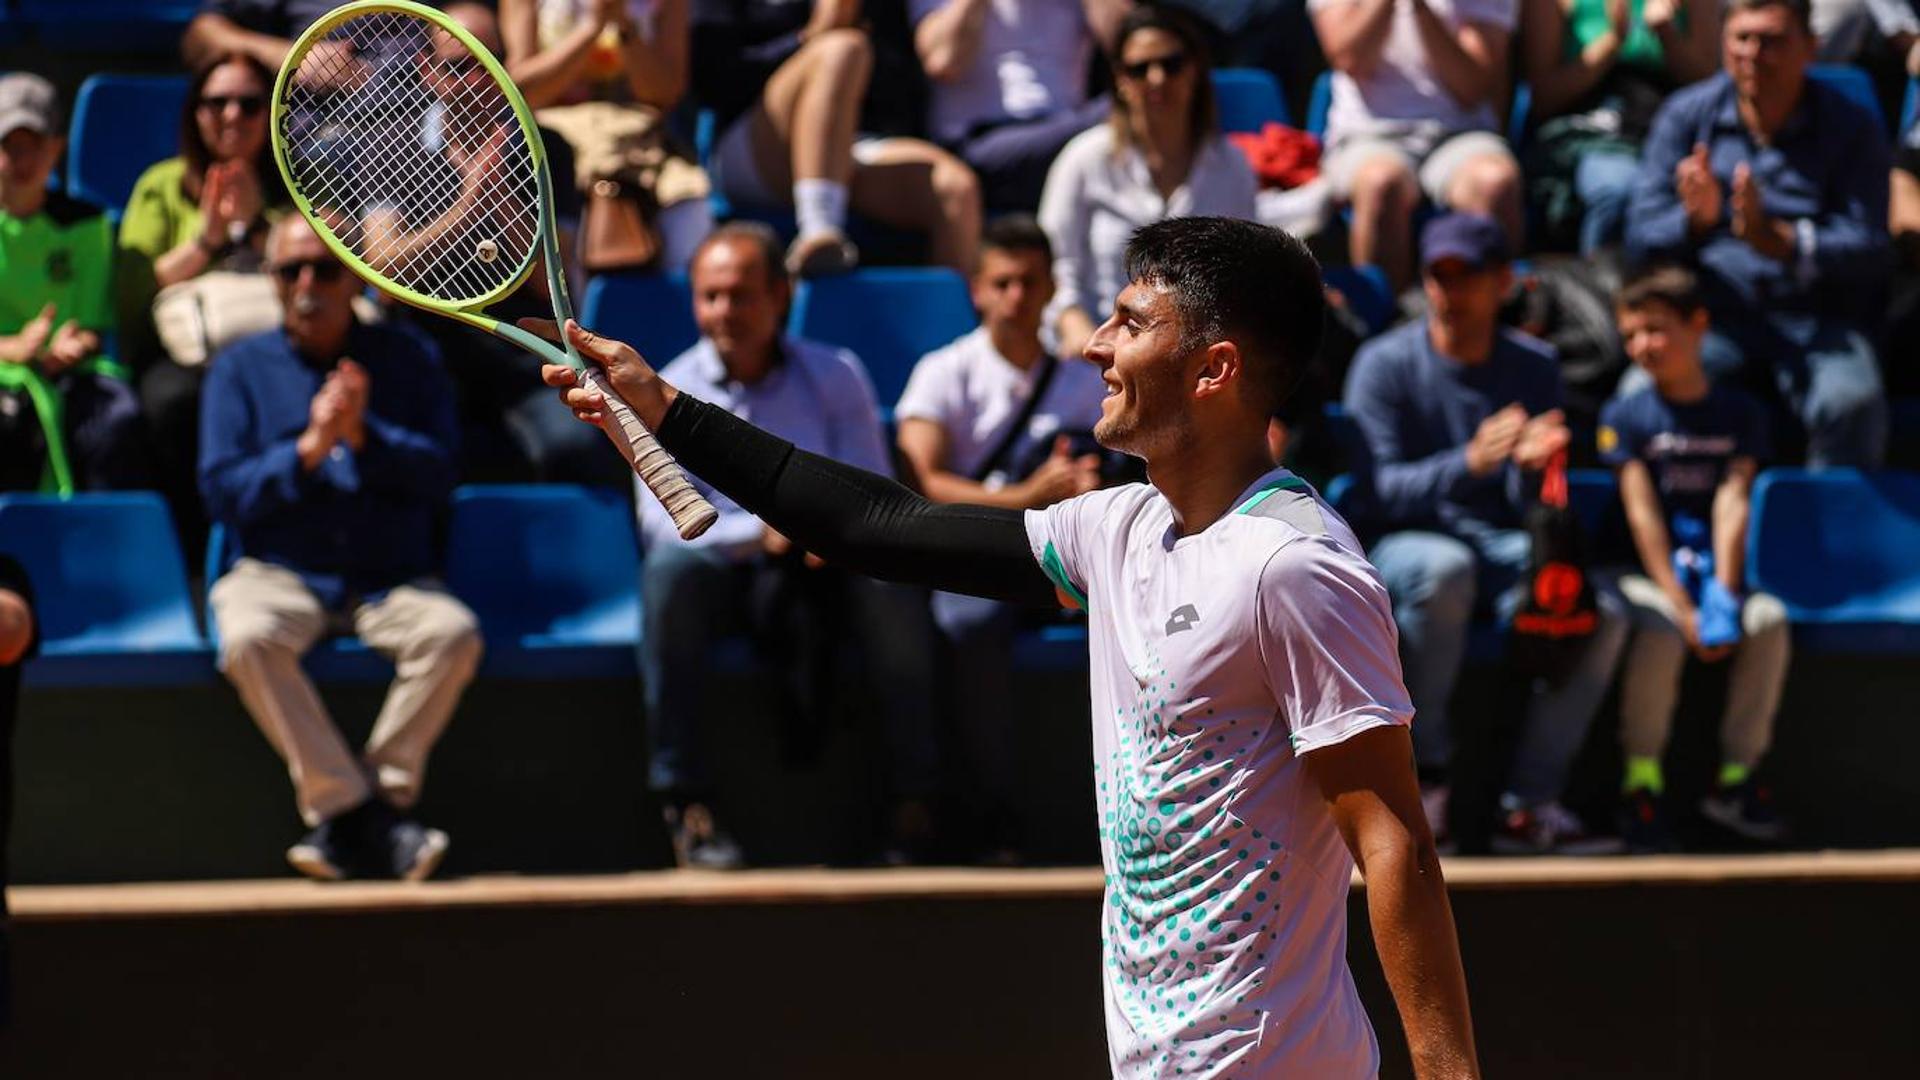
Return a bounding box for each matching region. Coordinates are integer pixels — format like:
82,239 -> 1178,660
581,367 -> 718,540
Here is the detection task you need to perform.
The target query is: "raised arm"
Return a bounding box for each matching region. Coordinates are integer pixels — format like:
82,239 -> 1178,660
1305,725 -> 1479,1079
183,12 -> 291,72
1312,0 -> 1400,80
533,318 -> 1059,604
914,0 -> 993,82
1410,1 -> 1509,111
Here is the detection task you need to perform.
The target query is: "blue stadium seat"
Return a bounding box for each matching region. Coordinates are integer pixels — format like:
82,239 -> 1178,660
580,271 -> 701,368
67,74 -> 190,216
1808,64 -> 1885,132
1323,263 -> 1396,334
1748,468 -> 1920,653
1902,75 -> 1919,137
0,493 -> 213,688
446,485 -> 642,679
1213,68 -> 1290,133
203,523 -> 394,683
1305,71 -> 1331,139
787,268 -> 978,409
16,2 -> 197,51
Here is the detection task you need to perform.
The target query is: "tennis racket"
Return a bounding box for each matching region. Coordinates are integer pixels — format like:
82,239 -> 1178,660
269,0 -> 717,539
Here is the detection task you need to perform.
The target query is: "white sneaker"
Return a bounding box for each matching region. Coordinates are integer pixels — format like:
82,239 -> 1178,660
1492,799 -> 1624,856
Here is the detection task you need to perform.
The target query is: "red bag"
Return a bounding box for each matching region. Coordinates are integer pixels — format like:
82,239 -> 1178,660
1226,123 -> 1321,190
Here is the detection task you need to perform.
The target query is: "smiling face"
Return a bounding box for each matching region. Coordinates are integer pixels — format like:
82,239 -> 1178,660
1084,281 -> 1203,456
1618,300 -> 1710,383
270,217 -> 358,356
195,59 -> 269,165
691,236 -> 789,374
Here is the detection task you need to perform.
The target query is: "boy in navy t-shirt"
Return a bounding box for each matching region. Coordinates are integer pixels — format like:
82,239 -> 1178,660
1599,265 -> 1792,852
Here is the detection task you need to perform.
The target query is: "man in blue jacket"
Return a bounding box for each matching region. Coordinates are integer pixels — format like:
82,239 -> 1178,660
200,216 -> 481,882
1625,0 -> 1890,467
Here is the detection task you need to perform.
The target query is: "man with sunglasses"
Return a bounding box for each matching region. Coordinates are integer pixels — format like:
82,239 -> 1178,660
198,215 -> 482,882
1625,0 -> 1891,468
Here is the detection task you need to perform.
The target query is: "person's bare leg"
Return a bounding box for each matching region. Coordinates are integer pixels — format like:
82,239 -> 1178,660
1349,155 -> 1419,293
1445,152 -> 1524,253
850,139 -> 983,273
746,28 -> 872,272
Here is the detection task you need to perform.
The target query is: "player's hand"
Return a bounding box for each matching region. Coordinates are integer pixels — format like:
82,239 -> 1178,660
1511,409 -> 1570,472
1465,404 -> 1526,476
1,302 -> 56,365
1676,143 -> 1722,234
529,317 -> 675,430
1018,435 -> 1102,507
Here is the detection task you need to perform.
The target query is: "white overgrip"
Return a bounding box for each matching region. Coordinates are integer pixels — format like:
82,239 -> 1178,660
580,367 -> 718,540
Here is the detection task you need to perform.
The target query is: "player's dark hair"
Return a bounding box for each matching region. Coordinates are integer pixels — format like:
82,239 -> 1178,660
180,52 -> 288,210
1726,0 -> 1812,32
1616,263 -> 1707,319
695,221 -> 790,289
980,214 -> 1053,266
1123,217 -> 1325,416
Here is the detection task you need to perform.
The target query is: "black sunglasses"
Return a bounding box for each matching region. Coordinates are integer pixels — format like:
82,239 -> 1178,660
272,259 -> 347,284
1121,52 -> 1189,81
198,93 -> 267,117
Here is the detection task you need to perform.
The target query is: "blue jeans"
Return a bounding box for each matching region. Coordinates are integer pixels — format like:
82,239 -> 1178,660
1619,321 -> 1889,468
1370,526 -> 1629,805
638,543 -> 938,798
1573,149 -> 1639,255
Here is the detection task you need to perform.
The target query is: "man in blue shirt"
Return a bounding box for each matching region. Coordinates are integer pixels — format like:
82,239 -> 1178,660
639,223 -> 936,869
200,216 -> 481,882
1624,0 -> 1890,468
1345,213 -> 1628,854
1600,264 -> 1791,851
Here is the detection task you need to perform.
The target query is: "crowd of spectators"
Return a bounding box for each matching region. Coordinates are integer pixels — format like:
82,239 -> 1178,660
1,0 -> 1914,876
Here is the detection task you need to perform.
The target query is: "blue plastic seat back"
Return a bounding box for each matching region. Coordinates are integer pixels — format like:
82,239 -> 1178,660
0,493 -> 201,654
1213,68 -> 1290,133
580,271 -> 702,368
1305,71 -> 1332,138
68,73 -> 190,215
445,485 -> 640,646
16,3 -> 198,51
1749,469 -> 1920,618
787,268 -> 978,409
1808,64 -> 1886,133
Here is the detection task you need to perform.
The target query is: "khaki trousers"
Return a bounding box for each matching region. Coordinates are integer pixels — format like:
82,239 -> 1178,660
534,100 -> 710,206
1615,573 -> 1791,768
211,558 -> 483,826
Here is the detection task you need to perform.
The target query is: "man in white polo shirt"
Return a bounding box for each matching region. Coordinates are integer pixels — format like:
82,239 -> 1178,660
536,216 -> 1479,1078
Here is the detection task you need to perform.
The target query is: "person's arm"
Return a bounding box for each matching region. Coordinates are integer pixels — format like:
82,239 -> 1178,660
1312,0 -> 1400,80
1038,137 -> 1097,358
1343,346 -> 1501,522
183,12 -> 291,72
1625,96 -> 1703,263
805,0 -> 863,38
1306,726 -> 1479,1079
1411,1 -> 1509,111
534,319 -> 1058,604
198,353 -> 341,526
1522,0 -> 1621,119
1795,119 -> 1894,288
1653,0 -> 1719,85
1711,456 -> 1757,594
914,0 -> 992,82
1618,456 -> 1693,616
898,418 -> 1098,509
622,0 -> 692,108
1081,0 -> 1129,54
501,0 -> 607,109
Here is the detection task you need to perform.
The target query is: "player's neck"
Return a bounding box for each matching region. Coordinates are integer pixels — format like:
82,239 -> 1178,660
1148,434 -> 1277,538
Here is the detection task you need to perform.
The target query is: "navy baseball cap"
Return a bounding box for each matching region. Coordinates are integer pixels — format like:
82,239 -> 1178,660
1421,213 -> 1509,271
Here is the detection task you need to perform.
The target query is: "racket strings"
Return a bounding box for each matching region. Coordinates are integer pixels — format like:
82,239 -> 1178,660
277,10 -> 541,304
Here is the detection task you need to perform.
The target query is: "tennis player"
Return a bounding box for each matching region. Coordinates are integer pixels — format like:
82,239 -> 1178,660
536,217 -> 1477,1078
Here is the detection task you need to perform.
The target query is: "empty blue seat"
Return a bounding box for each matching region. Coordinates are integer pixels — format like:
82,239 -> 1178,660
446,485 -> 641,679
787,268 -> 978,409
1809,64 -> 1885,132
1748,469 -> 1920,653
580,271 -> 701,367
1305,71 -> 1332,139
1322,264 -> 1395,335
67,73 -> 190,215
0,493 -> 212,688
1213,68 -> 1290,133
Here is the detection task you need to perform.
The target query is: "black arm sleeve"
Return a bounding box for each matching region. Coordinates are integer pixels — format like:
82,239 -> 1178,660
653,393 -> 1060,606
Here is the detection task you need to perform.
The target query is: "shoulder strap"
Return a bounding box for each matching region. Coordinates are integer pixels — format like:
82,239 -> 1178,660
973,354 -> 1059,482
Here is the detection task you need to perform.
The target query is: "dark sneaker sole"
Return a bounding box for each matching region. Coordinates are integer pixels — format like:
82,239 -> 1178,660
1699,799 -> 1787,842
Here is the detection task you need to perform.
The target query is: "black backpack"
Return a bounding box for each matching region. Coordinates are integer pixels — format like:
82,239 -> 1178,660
1509,452 -> 1600,684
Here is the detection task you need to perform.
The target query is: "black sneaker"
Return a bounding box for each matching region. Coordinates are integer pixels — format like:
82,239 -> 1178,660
1491,799 -> 1625,856
1700,778 -> 1786,843
286,799 -> 382,881
1619,788 -> 1675,854
664,801 -> 744,870
384,816 -> 451,882
286,817 -> 355,881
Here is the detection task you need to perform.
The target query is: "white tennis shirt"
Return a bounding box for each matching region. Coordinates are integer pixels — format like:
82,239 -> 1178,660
1025,468 -> 1413,1079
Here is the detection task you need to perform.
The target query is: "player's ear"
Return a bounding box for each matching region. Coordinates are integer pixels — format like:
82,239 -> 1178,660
1193,340 -> 1241,401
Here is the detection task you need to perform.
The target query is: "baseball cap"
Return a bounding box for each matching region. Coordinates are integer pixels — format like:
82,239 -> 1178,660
1420,212 -> 1509,271
0,74 -> 63,139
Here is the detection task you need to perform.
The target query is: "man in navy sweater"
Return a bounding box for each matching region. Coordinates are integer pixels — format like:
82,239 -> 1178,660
1344,213 -> 1627,854
199,216 -> 481,882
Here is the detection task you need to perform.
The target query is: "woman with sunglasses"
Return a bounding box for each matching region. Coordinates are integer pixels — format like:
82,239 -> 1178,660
1038,3 -> 1257,362
117,52 -> 291,560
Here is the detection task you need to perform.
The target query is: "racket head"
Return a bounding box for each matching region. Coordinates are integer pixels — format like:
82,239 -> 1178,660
269,0 -> 549,317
